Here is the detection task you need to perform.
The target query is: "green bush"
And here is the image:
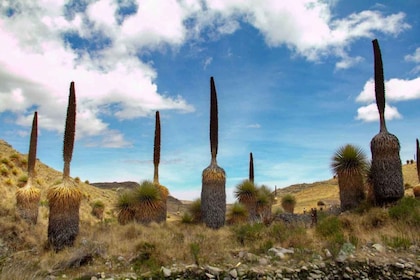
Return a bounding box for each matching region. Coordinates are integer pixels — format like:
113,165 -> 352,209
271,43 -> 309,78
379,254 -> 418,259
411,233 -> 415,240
181,212 -> 194,224
381,235 -> 411,249
388,197 -> 420,227
232,223 -> 264,246
361,207 -> 389,229
316,215 -> 345,256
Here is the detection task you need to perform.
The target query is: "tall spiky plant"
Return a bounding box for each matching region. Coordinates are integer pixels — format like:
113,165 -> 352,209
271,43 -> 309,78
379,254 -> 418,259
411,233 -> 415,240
416,139 -> 420,183
201,76 -> 226,229
16,111 -> 41,224
331,144 -> 368,211
133,180 -> 163,224
249,152 -> 254,183
369,39 -> 404,206
256,185 -> 273,223
153,111 -> 168,222
47,81 -> 82,252
234,179 -> 258,221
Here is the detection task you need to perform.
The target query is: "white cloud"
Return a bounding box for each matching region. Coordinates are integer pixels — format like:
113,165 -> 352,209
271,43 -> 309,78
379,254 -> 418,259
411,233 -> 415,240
0,0 -> 413,147
356,77 -> 420,103
405,47 -> 420,63
203,57 -> 213,69
355,103 -> 402,122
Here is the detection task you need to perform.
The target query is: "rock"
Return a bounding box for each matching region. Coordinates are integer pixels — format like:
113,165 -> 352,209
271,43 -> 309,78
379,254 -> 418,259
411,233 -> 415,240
229,269 -> 238,278
372,243 -> 385,253
323,249 -> 332,259
205,272 -> 215,279
205,265 -> 222,276
394,262 -> 405,269
259,257 -> 269,265
161,266 -> 171,277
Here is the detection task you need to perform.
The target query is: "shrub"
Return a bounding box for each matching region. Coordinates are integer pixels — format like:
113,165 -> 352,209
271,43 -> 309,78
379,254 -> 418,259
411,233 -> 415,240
388,196 -> 420,227
91,200 -> 105,220
281,194 -> 296,213
0,164 -> 9,176
381,235 -> 411,249
227,202 -> 248,224
361,207 -> 389,229
316,215 -> 345,257
17,175 -> 28,187
181,212 -> 194,224
232,223 -> 264,246
187,198 -> 202,223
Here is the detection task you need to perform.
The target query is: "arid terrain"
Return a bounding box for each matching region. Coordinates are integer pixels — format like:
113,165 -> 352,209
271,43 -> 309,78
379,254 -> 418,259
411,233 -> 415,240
0,139 -> 418,279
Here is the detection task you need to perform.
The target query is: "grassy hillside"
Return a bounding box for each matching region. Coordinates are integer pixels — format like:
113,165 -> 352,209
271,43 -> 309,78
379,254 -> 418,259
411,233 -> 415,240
0,139 -> 418,279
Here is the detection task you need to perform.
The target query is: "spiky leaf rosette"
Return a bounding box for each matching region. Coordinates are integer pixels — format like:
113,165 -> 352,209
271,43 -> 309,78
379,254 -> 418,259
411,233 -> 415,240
28,111 -> 38,179
153,111 -> 161,184
47,178 -> 82,251
133,180 -> 163,224
16,186 -> 41,224
370,40 -> 404,206
234,179 -> 257,221
331,144 -> 367,211
416,139 -> 420,182
63,82 -> 76,178
256,185 -> 273,223
201,164 -> 226,229
249,152 -> 254,183
227,202 -> 248,225
116,190 -> 136,225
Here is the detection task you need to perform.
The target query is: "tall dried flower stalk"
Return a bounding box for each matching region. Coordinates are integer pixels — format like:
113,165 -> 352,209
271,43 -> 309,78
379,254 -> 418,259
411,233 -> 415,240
369,39 -> 403,206
16,111 -> 41,224
47,81 -> 82,252
201,77 -> 226,229
249,152 -> 254,183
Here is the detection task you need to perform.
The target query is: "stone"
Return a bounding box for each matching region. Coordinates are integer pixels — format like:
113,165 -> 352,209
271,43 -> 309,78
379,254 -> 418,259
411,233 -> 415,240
395,262 -> 405,269
206,265 -> 222,276
259,257 -> 269,265
229,269 -> 238,278
372,243 -> 385,253
161,266 -> 171,277
323,249 -> 332,259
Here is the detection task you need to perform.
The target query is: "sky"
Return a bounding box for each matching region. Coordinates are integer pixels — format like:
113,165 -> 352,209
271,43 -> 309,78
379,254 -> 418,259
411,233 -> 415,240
0,0 -> 419,202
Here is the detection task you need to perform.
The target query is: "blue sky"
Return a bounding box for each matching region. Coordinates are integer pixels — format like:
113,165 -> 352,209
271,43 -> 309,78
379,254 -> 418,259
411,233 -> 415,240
0,0 -> 419,202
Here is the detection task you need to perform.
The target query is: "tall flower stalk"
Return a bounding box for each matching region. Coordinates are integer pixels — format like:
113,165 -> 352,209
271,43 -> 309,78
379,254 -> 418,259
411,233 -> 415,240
249,152 -> 254,183
47,81 -> 82,251
201,77 -> 226,229
153,111 -> 167,222
369,39 -> 404,206
16,111 -> 41,224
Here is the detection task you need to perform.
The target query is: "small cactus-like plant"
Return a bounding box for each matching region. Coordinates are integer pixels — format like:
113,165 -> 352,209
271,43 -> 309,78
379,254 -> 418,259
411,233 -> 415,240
133,180 -> 163,224
331,144 -> 368,211
227,202 -> 248,225
16,111 -> 41,224
47,82 -> 82,252
234,179 -> 258,221
281,194 -> 296,214
201,77 -> 226,229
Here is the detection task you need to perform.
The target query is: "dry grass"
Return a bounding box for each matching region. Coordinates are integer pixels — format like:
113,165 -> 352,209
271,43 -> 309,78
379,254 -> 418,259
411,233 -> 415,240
1,139 -> 419,278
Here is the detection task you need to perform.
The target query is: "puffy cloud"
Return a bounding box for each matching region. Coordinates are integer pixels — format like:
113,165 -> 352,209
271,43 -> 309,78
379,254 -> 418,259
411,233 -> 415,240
355,103 -> 402,122
356,78 -> 420,103
0,0 -> 413,146
355,77 -> 420,122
